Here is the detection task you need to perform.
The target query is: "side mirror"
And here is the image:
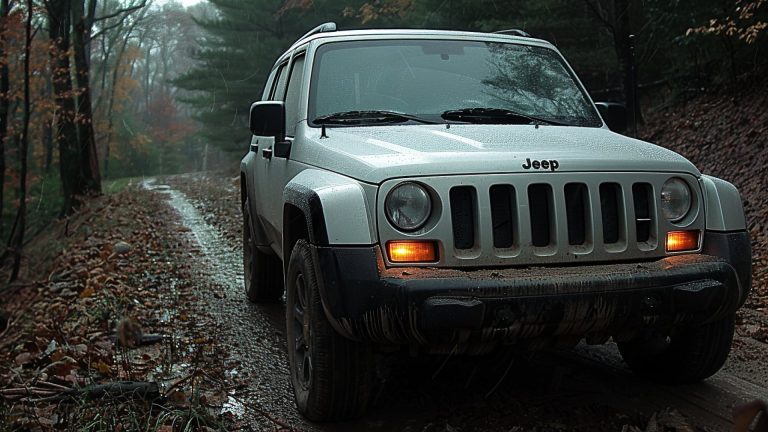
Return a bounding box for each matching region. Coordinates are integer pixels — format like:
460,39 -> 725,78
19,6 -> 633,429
595,102 -> 627,134
249,101 -> 286,140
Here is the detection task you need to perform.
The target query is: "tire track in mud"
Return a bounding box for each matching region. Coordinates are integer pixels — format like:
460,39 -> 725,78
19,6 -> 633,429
149,178 -> 768,432
145,180 -> 315,431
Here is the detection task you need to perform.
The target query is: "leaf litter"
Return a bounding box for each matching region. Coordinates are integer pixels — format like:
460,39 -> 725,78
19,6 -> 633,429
0,185 -> 278,430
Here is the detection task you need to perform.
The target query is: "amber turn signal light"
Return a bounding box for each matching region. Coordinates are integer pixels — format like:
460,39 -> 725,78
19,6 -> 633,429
387,241 -> 438,263
666,230 -> 699,252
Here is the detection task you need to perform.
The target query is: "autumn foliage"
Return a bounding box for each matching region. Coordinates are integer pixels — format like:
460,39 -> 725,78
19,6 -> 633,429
688,0 -> 767,43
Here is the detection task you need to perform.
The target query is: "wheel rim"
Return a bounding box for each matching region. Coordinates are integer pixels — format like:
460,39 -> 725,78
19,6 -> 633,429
291,273 -> 312,390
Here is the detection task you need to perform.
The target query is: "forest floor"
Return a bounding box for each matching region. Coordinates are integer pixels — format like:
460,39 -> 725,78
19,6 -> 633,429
1,74 -> 767,431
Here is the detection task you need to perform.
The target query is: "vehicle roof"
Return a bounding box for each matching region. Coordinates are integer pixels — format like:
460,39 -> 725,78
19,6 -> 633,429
285,28 -> 556,53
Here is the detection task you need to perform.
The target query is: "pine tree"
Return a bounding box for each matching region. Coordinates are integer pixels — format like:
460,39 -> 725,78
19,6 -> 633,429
174,0 -> 359,153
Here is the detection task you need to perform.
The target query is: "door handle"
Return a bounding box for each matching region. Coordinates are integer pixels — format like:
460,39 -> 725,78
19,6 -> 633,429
250,143 -> 258,152
262,147 -> 273,159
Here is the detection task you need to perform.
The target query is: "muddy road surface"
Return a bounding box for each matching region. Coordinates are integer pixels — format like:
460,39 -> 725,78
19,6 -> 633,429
149,173 -> 768,431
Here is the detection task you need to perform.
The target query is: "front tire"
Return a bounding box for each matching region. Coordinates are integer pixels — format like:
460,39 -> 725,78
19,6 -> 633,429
618,315 -> 735,383
242,199 -> 283,302
286,239 -> 374,421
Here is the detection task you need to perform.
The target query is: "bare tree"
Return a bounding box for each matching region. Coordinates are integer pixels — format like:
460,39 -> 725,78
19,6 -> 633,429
584,0 -> 642,132
102,4 -> 148,177
45,0 -> 85,215
0,0 -> 14,236
71,0 -> 102,195
42,0 -> 147,213
8,0 -> 33,281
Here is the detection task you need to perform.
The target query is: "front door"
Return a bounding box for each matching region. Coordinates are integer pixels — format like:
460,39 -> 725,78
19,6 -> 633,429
255,52 -> 306,258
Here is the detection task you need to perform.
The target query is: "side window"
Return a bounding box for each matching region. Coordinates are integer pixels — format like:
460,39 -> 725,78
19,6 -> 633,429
270,62 -> 289,101
283,55 -> 305,137
261,68 -> 276,101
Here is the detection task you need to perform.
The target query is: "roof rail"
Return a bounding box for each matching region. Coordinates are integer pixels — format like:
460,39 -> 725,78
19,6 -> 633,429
291,22 -> 337,48
493,29 -> 531,38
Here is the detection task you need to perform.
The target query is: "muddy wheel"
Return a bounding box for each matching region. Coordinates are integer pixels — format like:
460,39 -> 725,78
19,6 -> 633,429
286,239 -> 373,421
242,199 -> 283,302
618,315 -> 735,383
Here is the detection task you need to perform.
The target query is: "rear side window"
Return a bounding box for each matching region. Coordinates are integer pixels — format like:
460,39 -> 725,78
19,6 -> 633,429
284,55 -> 306,137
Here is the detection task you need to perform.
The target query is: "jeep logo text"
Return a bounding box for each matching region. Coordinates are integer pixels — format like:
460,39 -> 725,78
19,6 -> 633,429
522,158 -> 559,171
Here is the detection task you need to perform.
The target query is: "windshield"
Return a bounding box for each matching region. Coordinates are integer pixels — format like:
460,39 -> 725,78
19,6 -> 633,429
308,39 -> 602,127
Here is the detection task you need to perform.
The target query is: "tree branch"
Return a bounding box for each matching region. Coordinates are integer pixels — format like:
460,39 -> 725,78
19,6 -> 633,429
93,0 -> 147,23
583,0 -> 615,35
91,18 -> 129,40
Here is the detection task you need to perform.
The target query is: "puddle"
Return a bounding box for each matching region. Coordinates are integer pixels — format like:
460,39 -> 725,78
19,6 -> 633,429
222,392 -> 247,417
145,179 -> 244,292
142,180 -> 170,191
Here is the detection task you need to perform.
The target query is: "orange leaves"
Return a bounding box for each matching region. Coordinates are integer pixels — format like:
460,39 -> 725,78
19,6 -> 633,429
108,45 -> 141,116
687,0 -> 767,44
343,0 -> 413,24
146,92 -> 195,145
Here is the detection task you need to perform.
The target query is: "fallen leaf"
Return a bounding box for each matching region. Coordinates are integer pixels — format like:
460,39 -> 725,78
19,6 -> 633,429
93,360 -> 112,375
79,286 -> 94,298
14,352 -> 34,366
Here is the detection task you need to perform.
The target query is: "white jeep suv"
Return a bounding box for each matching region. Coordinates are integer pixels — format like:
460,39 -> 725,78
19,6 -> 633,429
240,23 -> 751,421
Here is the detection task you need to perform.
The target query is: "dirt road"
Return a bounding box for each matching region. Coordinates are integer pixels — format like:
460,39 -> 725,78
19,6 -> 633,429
153,173 -> 768,431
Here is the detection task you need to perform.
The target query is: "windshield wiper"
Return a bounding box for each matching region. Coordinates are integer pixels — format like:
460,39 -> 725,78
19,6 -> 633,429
313,110 -> 436,125
441,107 -> 566,126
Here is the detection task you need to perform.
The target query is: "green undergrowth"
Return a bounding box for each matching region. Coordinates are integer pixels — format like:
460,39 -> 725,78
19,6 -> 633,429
104,176 -> 145,195
1,173 -> 63,248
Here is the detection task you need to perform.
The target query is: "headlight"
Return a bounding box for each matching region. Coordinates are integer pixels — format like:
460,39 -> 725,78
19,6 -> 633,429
385,182 -> 432,231
660,178 -> 691,222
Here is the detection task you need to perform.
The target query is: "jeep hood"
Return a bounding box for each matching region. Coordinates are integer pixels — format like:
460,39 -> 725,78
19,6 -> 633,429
295,124 -> 700,183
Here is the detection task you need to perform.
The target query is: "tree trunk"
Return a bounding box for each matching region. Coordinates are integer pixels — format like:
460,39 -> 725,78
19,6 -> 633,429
43,118 -> 54,173
610,0 -> 642,134
9,0 -> 33,281
584,0 -> 643,134
41,75 -> 54,172
0,0 -> 11,235
103,43 -> 123,178
48,0 -> 86,215
71,0 -> 102,196
144,42 -> 152,111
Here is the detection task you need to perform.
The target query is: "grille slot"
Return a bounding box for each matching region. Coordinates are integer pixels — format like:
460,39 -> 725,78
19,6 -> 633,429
633,183 -> 653,243
528,184 -> 553,247
450,186 -> 476,250
600,183 -> 621,244
564,183 -> 589,245
490,185 -> 516,248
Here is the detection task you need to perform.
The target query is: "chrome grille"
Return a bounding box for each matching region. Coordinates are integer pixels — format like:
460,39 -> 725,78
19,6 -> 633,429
377,172 -> 704,267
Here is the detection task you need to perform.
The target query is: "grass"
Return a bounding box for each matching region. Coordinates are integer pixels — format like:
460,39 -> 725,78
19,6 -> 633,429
103,176 -> 145,195
0,172 -> 64,246
1,174 -> 141,245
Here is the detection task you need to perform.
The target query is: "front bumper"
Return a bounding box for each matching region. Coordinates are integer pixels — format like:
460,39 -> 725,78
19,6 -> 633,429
313,231 -> 751,346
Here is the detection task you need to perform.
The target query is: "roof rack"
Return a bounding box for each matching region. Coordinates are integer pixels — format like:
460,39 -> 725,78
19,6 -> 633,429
291,22 -> 337,48
493,29 -> 531,38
